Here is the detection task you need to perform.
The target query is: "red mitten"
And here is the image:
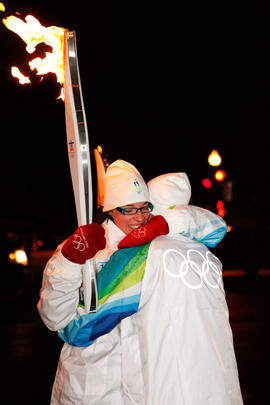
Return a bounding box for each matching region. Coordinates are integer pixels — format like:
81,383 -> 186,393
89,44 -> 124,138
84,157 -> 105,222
62,223 -> 106,264
118,215 -> 169,249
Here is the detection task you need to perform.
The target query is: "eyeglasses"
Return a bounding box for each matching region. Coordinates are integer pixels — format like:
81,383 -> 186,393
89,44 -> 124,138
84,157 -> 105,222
116,203 -> 153,216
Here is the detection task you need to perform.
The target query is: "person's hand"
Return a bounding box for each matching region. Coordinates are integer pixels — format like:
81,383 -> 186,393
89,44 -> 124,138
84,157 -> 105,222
118,215 -> 169,249
62,224 -> 106,264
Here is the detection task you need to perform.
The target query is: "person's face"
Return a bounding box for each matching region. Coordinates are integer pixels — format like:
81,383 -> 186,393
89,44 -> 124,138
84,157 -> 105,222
109,201 -> 152,235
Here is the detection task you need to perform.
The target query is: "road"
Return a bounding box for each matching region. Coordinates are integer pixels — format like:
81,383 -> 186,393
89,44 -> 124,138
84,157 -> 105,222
224,274 -> 270,405
1,272 -> 269,404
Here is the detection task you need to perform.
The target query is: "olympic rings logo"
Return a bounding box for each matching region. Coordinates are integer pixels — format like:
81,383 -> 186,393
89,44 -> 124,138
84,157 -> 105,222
72,233 -> 88,252
132,227 -> 147,239
162,248 -> 222,290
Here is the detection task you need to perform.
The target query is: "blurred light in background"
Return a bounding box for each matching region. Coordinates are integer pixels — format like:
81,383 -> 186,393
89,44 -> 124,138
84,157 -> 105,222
214,169 -> 226,181
208,149 -> 222,166
201,178 -> 212,189
9,249 -> 28,266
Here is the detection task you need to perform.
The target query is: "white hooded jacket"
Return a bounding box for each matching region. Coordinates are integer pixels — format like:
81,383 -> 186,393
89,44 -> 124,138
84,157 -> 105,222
133,235 -> 243,404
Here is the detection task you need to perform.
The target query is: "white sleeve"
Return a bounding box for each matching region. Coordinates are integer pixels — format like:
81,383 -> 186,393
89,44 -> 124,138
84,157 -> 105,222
37,245 -> 82,332
162,204 -> 227,247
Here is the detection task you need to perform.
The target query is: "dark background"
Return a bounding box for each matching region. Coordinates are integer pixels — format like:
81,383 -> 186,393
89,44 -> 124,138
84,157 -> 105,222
0,2 -> 266,243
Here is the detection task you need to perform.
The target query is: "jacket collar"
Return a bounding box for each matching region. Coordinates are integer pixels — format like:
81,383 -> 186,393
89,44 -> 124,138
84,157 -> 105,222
103,219 -> 126,250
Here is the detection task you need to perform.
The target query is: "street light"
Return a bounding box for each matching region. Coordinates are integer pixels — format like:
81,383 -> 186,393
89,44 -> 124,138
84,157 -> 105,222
208,150 -> 222,166
214,169 -> 226,182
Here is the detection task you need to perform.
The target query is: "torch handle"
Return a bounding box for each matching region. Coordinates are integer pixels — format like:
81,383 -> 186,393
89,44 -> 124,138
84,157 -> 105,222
83,259 -> 98,312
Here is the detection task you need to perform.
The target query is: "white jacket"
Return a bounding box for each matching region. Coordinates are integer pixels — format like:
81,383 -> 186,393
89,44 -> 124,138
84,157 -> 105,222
133,235 -> 243,404
37,207 -> 229,404
38,220 -> 128,404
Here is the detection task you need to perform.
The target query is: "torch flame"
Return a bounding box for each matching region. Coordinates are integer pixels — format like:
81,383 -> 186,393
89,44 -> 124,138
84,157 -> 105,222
11,66 -> 31,84
1,5 -> 66,100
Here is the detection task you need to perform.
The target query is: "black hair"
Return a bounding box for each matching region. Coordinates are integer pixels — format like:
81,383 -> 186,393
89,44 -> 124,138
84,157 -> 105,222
94,207 -> 113,224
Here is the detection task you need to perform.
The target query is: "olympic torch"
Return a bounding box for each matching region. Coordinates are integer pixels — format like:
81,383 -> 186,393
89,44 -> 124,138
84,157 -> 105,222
1,6 -> 97,312
64,31 -> 97,312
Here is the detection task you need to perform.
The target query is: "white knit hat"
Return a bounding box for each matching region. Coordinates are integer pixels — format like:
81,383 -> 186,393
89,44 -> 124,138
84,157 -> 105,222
102,159 -> 149,211
147,172 -> 191,214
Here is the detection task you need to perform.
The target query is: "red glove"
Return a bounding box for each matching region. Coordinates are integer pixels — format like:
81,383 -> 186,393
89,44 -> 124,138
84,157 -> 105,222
118,215 -> 169,249
62,223 -> 106,264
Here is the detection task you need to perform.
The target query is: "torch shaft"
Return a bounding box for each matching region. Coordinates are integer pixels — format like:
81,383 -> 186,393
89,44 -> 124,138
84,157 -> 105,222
64,31 -> 97,312
68,36 -> 91,224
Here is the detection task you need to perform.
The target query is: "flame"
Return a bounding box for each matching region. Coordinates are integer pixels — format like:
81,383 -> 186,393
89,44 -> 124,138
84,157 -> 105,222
1,5 -> 66,100
11,66 -> 31,84
97,145 -> 103,154
0,3 -> 5,12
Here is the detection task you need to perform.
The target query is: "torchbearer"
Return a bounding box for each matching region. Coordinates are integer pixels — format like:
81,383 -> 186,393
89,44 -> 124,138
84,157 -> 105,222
38,159 -> 153,404
64,31 -> 97,312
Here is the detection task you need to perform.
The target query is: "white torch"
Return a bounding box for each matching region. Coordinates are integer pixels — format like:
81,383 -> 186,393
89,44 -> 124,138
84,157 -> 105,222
64,31 -> 97,312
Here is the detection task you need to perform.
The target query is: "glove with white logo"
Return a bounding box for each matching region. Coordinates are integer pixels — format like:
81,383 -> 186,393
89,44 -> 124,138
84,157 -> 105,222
118,215 -> 169,249
61,224 -> 106,264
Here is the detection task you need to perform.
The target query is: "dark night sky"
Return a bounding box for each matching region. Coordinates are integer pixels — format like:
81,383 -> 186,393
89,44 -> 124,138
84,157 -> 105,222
0,1 -> 266,237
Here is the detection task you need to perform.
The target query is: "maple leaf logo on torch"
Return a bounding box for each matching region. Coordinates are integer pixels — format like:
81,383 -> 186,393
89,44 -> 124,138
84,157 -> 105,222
0,2 -> 66,99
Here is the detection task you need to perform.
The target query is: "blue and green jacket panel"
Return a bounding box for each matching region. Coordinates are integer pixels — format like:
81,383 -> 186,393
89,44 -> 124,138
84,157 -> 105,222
59,244 -> 150,347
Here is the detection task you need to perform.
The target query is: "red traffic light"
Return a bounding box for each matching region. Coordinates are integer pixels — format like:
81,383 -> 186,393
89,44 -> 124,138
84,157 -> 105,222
216,200 -> 224,210
201,178 -> 212,189
216,200 -> 226,217
218,208 -> 226,217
